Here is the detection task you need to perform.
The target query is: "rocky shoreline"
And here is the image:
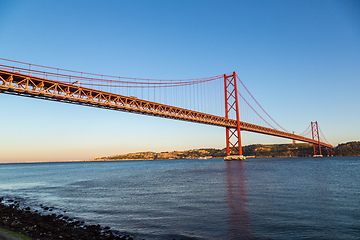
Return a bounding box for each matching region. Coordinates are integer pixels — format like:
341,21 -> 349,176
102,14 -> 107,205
0,197 -> 134,240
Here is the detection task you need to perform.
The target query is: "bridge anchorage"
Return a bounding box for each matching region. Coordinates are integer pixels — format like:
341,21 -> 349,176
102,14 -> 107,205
0,58 -> 333,160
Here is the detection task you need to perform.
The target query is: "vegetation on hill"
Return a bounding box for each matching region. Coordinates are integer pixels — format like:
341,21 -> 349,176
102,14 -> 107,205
243,143 -> 314,157
94,149 -> 223,161
333,141 -> 360,156
94,141 -> 360,161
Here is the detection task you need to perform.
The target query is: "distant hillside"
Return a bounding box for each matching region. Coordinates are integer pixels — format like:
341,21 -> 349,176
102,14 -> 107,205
94,141 -> 360,161
243,143 -> 314,157
333,141 -> 360,156
94,149 -> 223,161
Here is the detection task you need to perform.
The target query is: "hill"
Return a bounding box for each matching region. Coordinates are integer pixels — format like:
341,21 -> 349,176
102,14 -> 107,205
93,141 -> 360,161
333,141 -> 360,156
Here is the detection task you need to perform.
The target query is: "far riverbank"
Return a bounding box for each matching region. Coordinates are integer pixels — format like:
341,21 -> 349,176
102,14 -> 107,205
94,141 -> 360,161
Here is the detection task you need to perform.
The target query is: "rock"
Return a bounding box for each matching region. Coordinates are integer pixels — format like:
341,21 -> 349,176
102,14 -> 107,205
0,197 -> 134,240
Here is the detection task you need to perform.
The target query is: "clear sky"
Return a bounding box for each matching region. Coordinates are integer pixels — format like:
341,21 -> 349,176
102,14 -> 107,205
0,0 -> 359,163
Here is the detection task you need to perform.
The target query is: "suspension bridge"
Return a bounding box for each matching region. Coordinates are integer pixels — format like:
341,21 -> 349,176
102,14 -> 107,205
0,58 -> 333,159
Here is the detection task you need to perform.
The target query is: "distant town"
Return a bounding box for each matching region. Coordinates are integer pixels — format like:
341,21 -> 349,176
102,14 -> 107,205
94,141 -> 360,161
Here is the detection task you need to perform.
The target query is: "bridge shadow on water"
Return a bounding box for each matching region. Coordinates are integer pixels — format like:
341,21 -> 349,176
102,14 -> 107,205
226,161 -> 253,240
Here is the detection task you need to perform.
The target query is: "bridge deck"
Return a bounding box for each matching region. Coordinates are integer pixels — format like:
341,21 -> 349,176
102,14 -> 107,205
0,69 -> 332,148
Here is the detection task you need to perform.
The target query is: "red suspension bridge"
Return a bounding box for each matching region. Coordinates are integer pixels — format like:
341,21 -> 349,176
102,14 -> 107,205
0,58 -> 333,159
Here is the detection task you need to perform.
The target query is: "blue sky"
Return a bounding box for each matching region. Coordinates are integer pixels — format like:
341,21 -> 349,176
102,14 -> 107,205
1,0 -> 359,162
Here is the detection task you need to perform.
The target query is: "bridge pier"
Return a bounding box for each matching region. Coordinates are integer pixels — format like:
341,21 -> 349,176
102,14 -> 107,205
224,155 -> 246,161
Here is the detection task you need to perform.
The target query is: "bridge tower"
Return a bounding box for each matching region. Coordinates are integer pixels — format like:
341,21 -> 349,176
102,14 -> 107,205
326,147 -> 333,156
311,121 -> 323,157
224,72 -> 245,160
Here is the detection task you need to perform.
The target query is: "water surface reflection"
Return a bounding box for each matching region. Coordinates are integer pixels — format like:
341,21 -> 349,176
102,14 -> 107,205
226,161 -> 252,239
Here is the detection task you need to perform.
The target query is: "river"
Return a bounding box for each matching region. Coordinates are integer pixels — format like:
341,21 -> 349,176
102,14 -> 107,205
0,157 -> 359,239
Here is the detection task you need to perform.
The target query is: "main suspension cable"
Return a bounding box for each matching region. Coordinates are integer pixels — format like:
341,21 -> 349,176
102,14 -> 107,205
236,76 -> 289,132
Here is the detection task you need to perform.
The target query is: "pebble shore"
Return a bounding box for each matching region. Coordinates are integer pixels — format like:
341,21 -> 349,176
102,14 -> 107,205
0,197 -> 134,240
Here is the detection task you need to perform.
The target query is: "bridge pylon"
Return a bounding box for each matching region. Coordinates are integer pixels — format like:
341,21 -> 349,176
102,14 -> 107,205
326,147 -> 333,157
311,121 -> 323,157
224,72 -> 245,161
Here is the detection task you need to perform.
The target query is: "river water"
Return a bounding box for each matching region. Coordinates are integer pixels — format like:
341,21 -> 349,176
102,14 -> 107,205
0,157 -> 359,239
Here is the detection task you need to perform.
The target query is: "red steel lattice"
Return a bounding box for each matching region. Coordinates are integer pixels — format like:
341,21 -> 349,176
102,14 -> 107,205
311,121 -> 322,156
224,72 -> 242,156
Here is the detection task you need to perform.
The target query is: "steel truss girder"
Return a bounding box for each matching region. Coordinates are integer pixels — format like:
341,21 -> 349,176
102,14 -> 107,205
0,69 -> 332,149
